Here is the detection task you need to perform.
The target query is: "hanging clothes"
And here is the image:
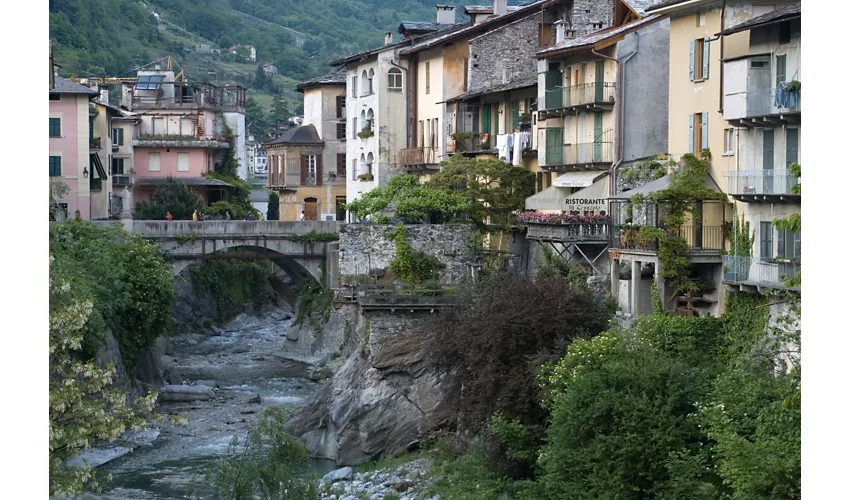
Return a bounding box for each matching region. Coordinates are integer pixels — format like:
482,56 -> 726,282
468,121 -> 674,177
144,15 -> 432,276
512,132 -> 522,166
519,131 -> 531,150
496,134 -> 509,162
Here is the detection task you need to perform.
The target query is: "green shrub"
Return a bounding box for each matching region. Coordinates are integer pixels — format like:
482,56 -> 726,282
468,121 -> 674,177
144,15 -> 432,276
189,259 -> 276,322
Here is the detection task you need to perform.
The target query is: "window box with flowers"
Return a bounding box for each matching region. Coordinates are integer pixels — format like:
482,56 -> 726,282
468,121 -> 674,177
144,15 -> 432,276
357,173 -> 374,182
357,124 -> 374,139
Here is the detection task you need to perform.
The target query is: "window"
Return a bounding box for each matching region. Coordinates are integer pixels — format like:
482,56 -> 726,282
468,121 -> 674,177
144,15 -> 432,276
536,172 -> 544,192
778,20 -> 791,44
49,117 -> 61,137
177,152 -> 190,172
777,229 -> 801,260
361,70 -> 369,95
425,62 -> 430,95
689,112 -> 708,155
180,118 -> 193,136
112,127 -> 124,145
49,156 -> 62,177
763,129 -> 774,171
337,153 -> 346,176
50,94 -> 60,101
351,76 -> 358,97
336,95 -> 346,118
136,75 -> 165,90
724,128 -> 734,155
388,68 -> 402,90
352,117 -> 357,139
775,54 -> 787,88
419,120 -> 424,147
367,69 -> 374,94
152,117 -> 165,135
57,203 -> 69,218
307,155 -> 317,177
111,157 -> 125,175
786,128 -> 799,168
352,158 -> 358,180
148,152 -> 161,172
511,101 -> 520,131
336,122 -> 346,140
759,221 -> 774,260
690,38 -> 710,81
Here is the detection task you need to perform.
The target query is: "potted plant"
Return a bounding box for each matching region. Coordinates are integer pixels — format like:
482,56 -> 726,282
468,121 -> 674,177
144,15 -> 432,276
785,80 -> 801,92
357,173 -> 374,181
450,131 -> 479,152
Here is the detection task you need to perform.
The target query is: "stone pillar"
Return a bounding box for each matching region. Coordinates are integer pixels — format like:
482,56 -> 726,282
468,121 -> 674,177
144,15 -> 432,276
655,260 -> 666,312
610,257 -> 620,301
631,259 -> 641,317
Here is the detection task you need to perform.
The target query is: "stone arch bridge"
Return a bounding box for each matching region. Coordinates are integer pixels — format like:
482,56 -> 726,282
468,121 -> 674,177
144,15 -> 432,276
108,220 -> 341,285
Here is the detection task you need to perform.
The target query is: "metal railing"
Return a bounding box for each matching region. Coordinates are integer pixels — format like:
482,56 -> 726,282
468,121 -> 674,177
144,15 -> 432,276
400,147 -> 439,166
613,225 -> 726,252
545,140 -> 614,166
724,169 -> 800,196
722,255 -> 800,287
89,137 -> 102,149
544,82 -> 617,110
112,174 -> 133,187
354,283 -> 458,309
526,222 -> 609,242
454,136 -> 482,153
724,87 -> 801,120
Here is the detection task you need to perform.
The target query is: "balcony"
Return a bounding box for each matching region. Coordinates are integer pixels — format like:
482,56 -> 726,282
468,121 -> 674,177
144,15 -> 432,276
544,140 -> 613,170
540,83 -> 616,118
399,147 -> 440,170
133,134 -> 231,149
724,87 -> 801,127
112,174 -> 133,187
724,169 -> 800,202
722,255 -> 800,291
89,137 -> 102,150
612,225 -> 726,254
526,222 -> 609,243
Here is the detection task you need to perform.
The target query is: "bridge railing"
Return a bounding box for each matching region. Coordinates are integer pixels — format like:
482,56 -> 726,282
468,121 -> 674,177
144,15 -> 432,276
131,220 -> 340,237
351,283 -> 459,309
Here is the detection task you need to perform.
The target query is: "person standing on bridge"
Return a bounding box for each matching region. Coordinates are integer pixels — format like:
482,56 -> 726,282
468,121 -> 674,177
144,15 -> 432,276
299,210 -> 305,221
166,212 -> 173,221
225,211 -> 231,221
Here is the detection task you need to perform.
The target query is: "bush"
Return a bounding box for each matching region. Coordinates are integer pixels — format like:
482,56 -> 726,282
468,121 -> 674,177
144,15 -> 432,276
267,192 -> 280,220
134,177 -> 203,220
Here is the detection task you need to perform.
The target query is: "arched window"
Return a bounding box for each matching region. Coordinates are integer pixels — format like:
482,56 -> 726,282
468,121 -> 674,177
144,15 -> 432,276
366,152 -> 374,175
366,109 -> 374,130
367,69 -> 375,94
361,70 -> 369,95
387,68 -> 402,90
359,153 -> 367,176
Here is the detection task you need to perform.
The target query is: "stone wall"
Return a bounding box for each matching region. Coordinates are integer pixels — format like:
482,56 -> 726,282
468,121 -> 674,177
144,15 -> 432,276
571,0 -> 616,36
468,13 -> 541,92
339,224 -> 476,284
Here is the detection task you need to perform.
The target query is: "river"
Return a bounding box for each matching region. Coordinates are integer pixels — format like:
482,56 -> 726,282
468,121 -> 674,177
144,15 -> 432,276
84,308 -> 337,499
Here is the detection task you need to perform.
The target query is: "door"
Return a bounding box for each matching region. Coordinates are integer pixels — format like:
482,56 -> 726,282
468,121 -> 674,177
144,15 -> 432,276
593,112 -> 603,162
594,60 -> 605,102
545,63 -> 562,109
545,127 -> 563,166
747,59 -> 771,116
763,129 -> 775,194
335,197 -> 346,221
304,198 -> 318,221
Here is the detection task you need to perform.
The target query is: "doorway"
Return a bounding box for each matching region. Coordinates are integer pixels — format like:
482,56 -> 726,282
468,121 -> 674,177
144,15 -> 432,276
304,197 -> 318,221
335,197 -> 347,221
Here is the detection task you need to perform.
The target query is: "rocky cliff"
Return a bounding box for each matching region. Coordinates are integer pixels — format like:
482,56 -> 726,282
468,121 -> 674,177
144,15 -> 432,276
286,310 -> 458,465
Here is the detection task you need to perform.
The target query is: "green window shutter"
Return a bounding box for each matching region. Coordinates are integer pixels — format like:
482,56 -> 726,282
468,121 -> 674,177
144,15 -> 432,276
775,54 -> 787,88
793,231 -> 801,259
777,229 -> 787,258
482,104 -> 491,136
702,38 -> 710,79
689,40 -> 696,81
49,118 -> 60,137
759,221 -> 773,260
785,128 -> 798,168
763,129 -> 774,170
536,172 -> 543,192
511,101 -> 520,131
688,114 -> 695,153
49,156 -> 61,177
700,112 -> 708,154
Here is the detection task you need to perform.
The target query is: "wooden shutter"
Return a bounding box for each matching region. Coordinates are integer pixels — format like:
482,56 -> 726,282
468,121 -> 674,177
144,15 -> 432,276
539,23 -> 552,47
777,229 -> 788,259
337,153 -> 346,176
482,104 -> 491,136
316,154 -> 323,186
785,128 -> 798,168
511,101 -> 520,131
336,122 -> 346,139
700,112 -> 709,154
763,129 -> 774,170
689,40 -> 696,81
336,95 -> 344,118
702,38 -> 710,79
300,154 -> 307,185
688,114 -> 695,153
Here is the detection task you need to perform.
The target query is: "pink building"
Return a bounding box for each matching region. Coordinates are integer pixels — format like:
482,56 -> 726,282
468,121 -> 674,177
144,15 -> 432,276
49,74 -> 99,220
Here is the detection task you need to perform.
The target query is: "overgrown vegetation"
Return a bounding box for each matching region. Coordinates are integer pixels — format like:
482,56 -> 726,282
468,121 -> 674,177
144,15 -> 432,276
134,177 -> 204,220
285,231 -> 340,244
772,162 -> 801,286
188,259 -> 277,322
267,191 -> 280,220
345,173 -> 471,224
295,280 -> 334,327
388,224 -> 445,284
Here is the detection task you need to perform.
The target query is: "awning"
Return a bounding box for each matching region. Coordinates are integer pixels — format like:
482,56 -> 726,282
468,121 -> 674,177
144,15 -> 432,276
609,173 -> 722,200
89,153 -> 107,179
553,170 -> 607,188
526,175 -> 610,212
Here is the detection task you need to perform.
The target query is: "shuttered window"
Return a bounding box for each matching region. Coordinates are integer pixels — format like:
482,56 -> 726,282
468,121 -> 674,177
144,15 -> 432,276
759,221 -> 774,260
777,229 -> 800,260
690,38 -> 710,81
785,128 -> 799,168
337,153 -> 346,176
49,117 -> 61,137
538,23 -> 552,47
763,129 -> 774,171
49,156 -> 62,177
112,127 -> 124,145
336,122 -> 346,139
689,113 -> 708,155
177,152 -> 190,172
148,152 -> 161,171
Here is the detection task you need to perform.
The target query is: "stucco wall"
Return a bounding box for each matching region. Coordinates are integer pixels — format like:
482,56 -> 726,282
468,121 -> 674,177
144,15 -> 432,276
133,148 -> 210,177
339,224 -> 476,284
50,94 -> 91,219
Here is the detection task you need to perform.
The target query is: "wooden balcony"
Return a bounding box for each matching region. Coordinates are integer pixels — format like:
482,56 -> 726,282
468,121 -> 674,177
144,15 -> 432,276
399,147 -> 439,170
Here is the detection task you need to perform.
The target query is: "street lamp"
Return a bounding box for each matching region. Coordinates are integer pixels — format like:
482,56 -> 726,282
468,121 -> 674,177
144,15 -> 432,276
83,167 -> 89,178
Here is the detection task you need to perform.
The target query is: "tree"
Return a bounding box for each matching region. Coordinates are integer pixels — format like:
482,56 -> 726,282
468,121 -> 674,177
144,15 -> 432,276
270,95 -> 290,132
267,192 -> 280,220
428,156 -> 535,227
134,177 -> 203,220
345,173 -> 471,223
49,254 -> 158,497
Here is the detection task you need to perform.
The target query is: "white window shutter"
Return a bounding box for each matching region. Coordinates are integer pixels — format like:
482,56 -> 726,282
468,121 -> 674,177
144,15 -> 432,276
703,38 -> 710,79
701,112 -> 709,154
688,114 -> 695,153
689,40 -> 695,82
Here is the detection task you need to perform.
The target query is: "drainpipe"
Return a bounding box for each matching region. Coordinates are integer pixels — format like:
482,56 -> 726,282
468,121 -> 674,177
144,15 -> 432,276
718,0 -> 727,114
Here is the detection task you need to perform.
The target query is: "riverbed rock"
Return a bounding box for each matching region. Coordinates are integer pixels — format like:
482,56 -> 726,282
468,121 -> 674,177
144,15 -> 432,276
322,466 -> 353,483
158,384 -> 215,402
286,312 -> 459,466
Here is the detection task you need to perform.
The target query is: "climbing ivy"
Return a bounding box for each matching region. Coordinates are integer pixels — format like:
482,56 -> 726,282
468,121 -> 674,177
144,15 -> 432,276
284,231 -> 340,244
726,212 -> 755,257
387,223 -> 445,284
189,259 -> 277,322
294,280 -> 333,327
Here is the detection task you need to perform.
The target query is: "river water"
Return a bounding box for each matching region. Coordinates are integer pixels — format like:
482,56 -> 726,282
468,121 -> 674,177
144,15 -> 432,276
84,308 -> 337,499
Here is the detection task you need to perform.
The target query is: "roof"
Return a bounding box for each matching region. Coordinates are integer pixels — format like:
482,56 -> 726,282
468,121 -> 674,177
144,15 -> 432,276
296,66 -> 347,91
717,3 -> 800,36
463,5 -> 523,15
93,100 -> 125,116
265,124 -> 322,145
261,63 -> 277,67
399,21 -> 458,33
537,15 -> 661,58
51,75 -> 99,95
645,0 -> 699,12
445,73 -> 537,103
622,0 -> 662,16
135,177 -> 234,187
399,0 -> 550,55
609,172 -> 721,199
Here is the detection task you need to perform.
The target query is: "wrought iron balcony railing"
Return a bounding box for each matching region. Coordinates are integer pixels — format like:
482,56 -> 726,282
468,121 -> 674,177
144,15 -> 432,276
613,225 -> 726,252
722,255 -> 800,287
544,140 -> 613,167
544,82 -> 616,111
724,169 -> 800,197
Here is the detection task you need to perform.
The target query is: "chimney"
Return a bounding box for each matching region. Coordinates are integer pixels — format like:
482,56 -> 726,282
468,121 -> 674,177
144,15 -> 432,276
493,0 -> 507,17
385,32 -> 393,45
436,5 -> 456,25
99,87 -> 110,103
554,20 -> 566,44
